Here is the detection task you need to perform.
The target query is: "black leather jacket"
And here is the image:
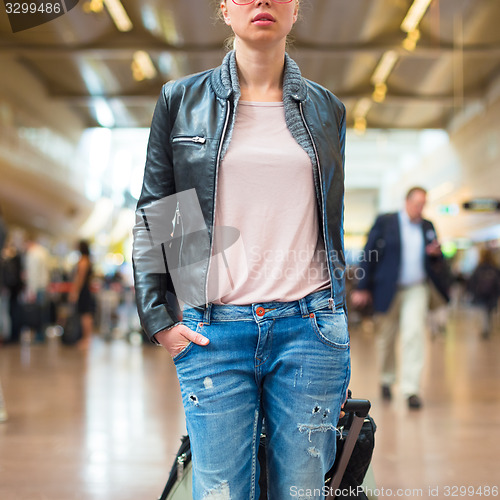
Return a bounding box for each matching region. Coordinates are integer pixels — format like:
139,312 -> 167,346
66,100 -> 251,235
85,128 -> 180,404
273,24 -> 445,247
133,51 -> 347,342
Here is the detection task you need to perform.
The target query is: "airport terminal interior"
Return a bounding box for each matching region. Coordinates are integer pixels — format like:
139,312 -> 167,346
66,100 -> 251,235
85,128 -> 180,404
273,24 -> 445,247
1,0 -> 500,499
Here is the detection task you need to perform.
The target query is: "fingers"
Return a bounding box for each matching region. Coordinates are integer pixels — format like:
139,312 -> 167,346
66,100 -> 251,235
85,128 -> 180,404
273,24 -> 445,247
339,388 -> 349,419
351,290 -> 371,308
182,326 -> 210,346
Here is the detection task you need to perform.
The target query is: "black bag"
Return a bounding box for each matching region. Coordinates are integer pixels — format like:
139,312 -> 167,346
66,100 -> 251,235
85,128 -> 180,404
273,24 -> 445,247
470,265 -> 500,301
20,302 -> 43,330
161,435 -> 192,499
61,310 -> 82,345
2,255 -> 22,289
330,408 -> 376,499
159,398 -> 375,500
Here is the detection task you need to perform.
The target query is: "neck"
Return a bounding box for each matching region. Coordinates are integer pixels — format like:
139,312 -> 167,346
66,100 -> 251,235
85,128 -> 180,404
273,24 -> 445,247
234,40 -> 286,101
405,210 -> 421,223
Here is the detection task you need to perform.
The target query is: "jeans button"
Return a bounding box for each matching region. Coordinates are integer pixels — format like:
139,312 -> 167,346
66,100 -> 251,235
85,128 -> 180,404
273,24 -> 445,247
256,307 -> 265,317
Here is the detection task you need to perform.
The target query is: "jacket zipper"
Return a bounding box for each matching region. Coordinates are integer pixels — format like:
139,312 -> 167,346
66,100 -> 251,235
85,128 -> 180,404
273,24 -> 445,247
299,101 -> 335,310
172,136 -> 207,144
205,101 -> 232,307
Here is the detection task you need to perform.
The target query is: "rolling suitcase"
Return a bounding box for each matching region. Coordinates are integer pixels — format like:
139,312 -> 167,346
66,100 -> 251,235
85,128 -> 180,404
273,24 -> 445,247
158,398 -> 375,500
60,307 -> 82,346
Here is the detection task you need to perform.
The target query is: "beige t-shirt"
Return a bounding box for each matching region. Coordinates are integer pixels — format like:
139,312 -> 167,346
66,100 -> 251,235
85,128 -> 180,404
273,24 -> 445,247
207,101 -> 330,305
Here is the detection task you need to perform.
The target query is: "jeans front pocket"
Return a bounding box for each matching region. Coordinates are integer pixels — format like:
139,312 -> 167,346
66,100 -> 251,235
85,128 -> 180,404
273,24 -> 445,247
309,308 -> 350,350
172,320 -> 203,363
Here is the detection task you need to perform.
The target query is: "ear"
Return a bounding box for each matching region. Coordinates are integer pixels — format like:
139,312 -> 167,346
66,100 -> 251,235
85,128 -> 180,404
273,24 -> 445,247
292,1 -> 299,23
220,2 -> 231,26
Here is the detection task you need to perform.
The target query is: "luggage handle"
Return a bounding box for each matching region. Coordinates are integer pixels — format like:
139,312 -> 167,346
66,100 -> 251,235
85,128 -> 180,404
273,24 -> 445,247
342,398 -> 371,418
326,398 -> 372,498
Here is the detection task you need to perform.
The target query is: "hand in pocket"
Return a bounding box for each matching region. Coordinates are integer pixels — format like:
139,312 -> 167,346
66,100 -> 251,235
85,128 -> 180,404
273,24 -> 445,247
154,324 -> 209,358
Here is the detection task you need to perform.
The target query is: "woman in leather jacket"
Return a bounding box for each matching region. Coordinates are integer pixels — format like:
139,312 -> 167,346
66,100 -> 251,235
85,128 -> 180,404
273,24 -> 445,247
133,1 -> 350,498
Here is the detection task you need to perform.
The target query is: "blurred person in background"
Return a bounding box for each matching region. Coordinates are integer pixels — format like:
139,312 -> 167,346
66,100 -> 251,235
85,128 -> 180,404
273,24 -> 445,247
351,187 -> 449,409
467,248 -> 500,340
69,240 -> 95,349
0,206 -> 6,266
24,236 -> 51,343
0,205 -> 6,341
0,206 -> 7,421
2,239 -> 23,344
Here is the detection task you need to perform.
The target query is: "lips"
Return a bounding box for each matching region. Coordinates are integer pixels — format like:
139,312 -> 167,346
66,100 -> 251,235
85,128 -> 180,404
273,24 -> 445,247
252,13 -> 276,23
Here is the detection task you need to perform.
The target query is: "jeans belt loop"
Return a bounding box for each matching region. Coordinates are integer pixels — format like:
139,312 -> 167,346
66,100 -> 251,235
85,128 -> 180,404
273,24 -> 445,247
203,303 -> 212,325
298,297 -> 310,317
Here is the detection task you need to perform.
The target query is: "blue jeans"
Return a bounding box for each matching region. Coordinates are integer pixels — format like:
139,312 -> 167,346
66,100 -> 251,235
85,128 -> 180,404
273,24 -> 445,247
174,289 -> 351,500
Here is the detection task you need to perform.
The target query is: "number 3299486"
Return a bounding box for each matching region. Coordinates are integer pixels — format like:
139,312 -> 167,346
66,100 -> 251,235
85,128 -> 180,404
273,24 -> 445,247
444,486 -> 498,497
5,3 -> 62,14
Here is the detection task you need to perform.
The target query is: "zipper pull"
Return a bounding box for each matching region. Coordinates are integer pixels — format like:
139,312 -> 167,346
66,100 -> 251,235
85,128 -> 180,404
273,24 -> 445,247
338,425 -> 345,440
192,136 -> 206,144
177,453 -> 187,479
328,298 -> 334,310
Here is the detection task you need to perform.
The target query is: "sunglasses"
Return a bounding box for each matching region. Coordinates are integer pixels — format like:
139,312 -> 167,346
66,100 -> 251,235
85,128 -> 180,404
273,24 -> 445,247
231,0 -> 293,5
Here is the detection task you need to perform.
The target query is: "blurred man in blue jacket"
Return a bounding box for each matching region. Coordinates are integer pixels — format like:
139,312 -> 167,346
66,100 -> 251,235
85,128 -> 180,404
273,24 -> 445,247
352,187 -> 448,409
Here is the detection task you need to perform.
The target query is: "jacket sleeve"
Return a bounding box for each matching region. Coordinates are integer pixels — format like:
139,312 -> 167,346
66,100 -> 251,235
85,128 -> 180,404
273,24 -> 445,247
356,215 -> 385,292
132,83 -> 180,342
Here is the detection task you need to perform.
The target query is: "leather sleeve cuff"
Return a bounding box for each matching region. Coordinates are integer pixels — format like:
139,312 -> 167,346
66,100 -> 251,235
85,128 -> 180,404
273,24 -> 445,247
151,322 -> 181,346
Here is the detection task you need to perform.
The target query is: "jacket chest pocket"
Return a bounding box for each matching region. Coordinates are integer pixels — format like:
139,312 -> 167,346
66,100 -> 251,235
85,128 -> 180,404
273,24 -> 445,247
172,136 -> 207,145
171,135 -> 211,176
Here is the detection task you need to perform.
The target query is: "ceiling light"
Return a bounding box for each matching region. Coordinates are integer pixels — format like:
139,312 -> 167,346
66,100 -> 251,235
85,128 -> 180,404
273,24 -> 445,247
402,29 -> 421,51
132,51 -> 157,81
354,98 -> 372,119
83,0 -> 103,14
371,51 -> 399,86
401,0 -> 433,33
103,0 -> 133,32
354,117 -> 367,135
372,83 -> 388,103
94,98 -> 115,128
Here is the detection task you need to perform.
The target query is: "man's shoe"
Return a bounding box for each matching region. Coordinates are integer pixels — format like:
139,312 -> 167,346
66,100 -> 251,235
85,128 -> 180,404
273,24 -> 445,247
381,385 -> 392,400
408,395 -> 422,409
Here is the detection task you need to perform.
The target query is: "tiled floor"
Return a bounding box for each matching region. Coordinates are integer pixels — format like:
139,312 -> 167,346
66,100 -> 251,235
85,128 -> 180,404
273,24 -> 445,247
0,305 -> 499,500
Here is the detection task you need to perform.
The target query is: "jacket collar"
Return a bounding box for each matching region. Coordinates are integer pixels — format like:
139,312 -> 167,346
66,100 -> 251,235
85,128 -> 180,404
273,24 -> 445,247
211,50 -> 308,102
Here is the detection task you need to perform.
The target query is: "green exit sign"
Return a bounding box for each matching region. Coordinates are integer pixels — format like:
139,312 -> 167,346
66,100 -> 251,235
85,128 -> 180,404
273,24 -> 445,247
438,204 -> 459,215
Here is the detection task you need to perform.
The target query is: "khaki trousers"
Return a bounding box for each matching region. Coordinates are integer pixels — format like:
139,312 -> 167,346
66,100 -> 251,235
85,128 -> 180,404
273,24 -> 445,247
375,283 -> 429,397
